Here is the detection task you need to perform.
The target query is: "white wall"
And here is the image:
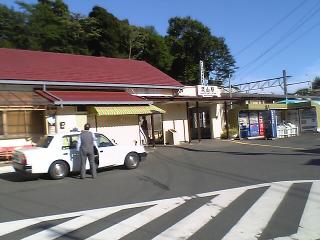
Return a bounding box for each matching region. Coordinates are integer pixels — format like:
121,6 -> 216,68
159,103 -> 189,145
88,115 -> 140,146
210,103 -> 224,138
55,106 -> 87,133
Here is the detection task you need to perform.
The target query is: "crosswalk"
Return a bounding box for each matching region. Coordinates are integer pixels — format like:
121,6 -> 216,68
0,180 -> 319,240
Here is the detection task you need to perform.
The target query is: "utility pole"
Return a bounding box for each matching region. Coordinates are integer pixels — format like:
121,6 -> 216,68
283,70 -> 288,102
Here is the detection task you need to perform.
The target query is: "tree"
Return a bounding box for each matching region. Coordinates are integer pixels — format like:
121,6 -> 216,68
166,16 -> 236,85
312,76 -> 320,89
295,88 -> 312,95
16,0 -> 88,53
127,26 -> 173,72
87,6 -> 126,57
0,4 -> 29,48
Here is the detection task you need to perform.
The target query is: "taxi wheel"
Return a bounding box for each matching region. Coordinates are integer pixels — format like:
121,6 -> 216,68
124,152 -> 140,169
49,161 -> 69,180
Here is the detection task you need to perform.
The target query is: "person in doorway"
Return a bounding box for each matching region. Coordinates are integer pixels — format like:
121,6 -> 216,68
141,116 -> 149,144
76,123 -> 98,179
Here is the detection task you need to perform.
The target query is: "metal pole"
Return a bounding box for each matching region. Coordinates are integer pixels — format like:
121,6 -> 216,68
186,102 -> 191,143
224,101 -> 230,139
151,114 -> 155,148
95,115 -> 98,132
196,101 -> 201,142
283,70 -> 288,102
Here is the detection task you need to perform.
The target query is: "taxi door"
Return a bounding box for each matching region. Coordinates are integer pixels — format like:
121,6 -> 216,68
94,133 -> 120,167
61,134 -> 81,172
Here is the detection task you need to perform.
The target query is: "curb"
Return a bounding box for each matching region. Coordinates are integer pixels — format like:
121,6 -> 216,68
0,164 -> 14,174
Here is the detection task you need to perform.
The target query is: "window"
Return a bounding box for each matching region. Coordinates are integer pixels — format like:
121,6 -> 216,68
4,110 -> 44,137
62,135 -> 79,150
76,106 -> 87,112
95,134 -> 113,147
36,136 -> 54,148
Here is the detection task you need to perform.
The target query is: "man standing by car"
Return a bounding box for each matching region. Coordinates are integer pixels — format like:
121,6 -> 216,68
77,123 -> 97,179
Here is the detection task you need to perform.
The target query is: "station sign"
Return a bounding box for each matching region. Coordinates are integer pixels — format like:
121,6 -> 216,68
196,85 -> 220,97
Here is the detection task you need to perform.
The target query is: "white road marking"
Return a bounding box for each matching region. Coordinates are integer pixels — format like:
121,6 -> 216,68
272,180 -> 320,240
85,197 -> 185,240
0,180 -> 318,240
21,207 -> 121,240
0,199 -> 164,237
221,182 -> 292,240
152,187 -> 246,240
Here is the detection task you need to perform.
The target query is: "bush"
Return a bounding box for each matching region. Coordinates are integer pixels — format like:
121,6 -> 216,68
220,128 -> 238,139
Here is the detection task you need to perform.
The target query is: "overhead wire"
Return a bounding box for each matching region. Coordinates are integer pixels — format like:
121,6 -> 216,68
238,19 -> 320,79
234,0 -> 309,57
236,0 -> 320,79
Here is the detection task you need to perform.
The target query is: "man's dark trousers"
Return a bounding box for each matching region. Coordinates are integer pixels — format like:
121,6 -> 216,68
80,149 -> 97,179
79,131 -> 97,179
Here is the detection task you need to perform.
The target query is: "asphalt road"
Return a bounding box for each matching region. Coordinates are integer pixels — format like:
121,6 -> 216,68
0,133 -> 319,239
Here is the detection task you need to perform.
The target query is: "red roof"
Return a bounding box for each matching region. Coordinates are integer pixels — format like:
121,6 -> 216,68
37,90 -> 150,105
0,48 -> 183,88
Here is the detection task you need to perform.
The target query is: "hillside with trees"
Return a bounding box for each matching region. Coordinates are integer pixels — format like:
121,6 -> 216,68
0,0 -> 236,85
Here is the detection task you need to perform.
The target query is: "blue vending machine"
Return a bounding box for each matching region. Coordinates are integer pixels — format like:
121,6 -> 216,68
238,112 -> 249,138
248,112 -> 259,137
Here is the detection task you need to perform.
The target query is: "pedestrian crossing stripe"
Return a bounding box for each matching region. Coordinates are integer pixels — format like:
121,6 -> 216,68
0,179 -> 319,240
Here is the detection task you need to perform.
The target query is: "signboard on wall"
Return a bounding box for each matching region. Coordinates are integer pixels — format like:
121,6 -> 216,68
300,108 -> 317,132
196,85 -> 220,97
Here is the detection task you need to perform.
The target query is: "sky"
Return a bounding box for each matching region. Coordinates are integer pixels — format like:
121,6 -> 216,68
2,0 -> 320,94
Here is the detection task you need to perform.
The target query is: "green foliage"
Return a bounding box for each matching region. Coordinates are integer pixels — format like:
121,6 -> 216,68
166,16 -> 236,85
295,76 -> 320,95
0,1 -> 236,84
128,26 -> 173,72
312,76 -> 320,89
220,128 -> 238,139
0,4 -> 29,48
295,88 -> 312,95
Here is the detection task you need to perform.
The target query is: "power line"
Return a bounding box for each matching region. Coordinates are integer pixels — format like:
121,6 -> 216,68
236,0 -> 320,77
235,0 -> 309,57
238,19 -> 320,79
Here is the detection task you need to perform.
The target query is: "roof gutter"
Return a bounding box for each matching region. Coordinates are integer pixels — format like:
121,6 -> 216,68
0,79 -> 183,90
53,100 -> 153,105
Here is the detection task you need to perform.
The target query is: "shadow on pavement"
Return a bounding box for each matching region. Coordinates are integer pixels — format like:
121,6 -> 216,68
304,159 -> 320,166
175,146 -> 317,157
0,172 -> 41,182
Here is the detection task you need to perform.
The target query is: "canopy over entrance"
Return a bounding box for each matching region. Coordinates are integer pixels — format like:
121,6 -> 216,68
91,105 -> 165,116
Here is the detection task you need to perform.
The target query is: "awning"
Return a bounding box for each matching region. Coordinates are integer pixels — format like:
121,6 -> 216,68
36,90 -> 152,105
0,91 -> 50,106
92,105 -> 165,116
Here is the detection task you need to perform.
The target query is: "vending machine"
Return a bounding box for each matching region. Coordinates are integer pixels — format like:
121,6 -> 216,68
238,112 -> 249,138
248,112 -> 259,137
264,110 -> 277,139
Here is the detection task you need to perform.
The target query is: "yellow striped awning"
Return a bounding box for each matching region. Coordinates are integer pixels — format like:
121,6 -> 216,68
92,105 -> 165,116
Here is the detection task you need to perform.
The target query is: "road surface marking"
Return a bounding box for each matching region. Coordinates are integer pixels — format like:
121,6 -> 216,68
0,199 -> 164,237
272,180 -> 320,240
152,188 -> 246,240
21,207 -> 121,240
86,198 -> 185,240
221,182 -> 292,240
230,141 -> 307,151
0,180 -> 318,239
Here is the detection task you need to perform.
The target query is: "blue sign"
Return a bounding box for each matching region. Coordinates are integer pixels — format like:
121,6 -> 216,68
264,110 -> 277,139
270,110 -> 277,138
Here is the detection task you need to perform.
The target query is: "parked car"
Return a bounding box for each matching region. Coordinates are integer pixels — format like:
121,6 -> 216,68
12,132 -> 147,179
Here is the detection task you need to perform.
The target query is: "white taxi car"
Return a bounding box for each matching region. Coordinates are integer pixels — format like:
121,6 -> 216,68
12,132 -> 147,179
